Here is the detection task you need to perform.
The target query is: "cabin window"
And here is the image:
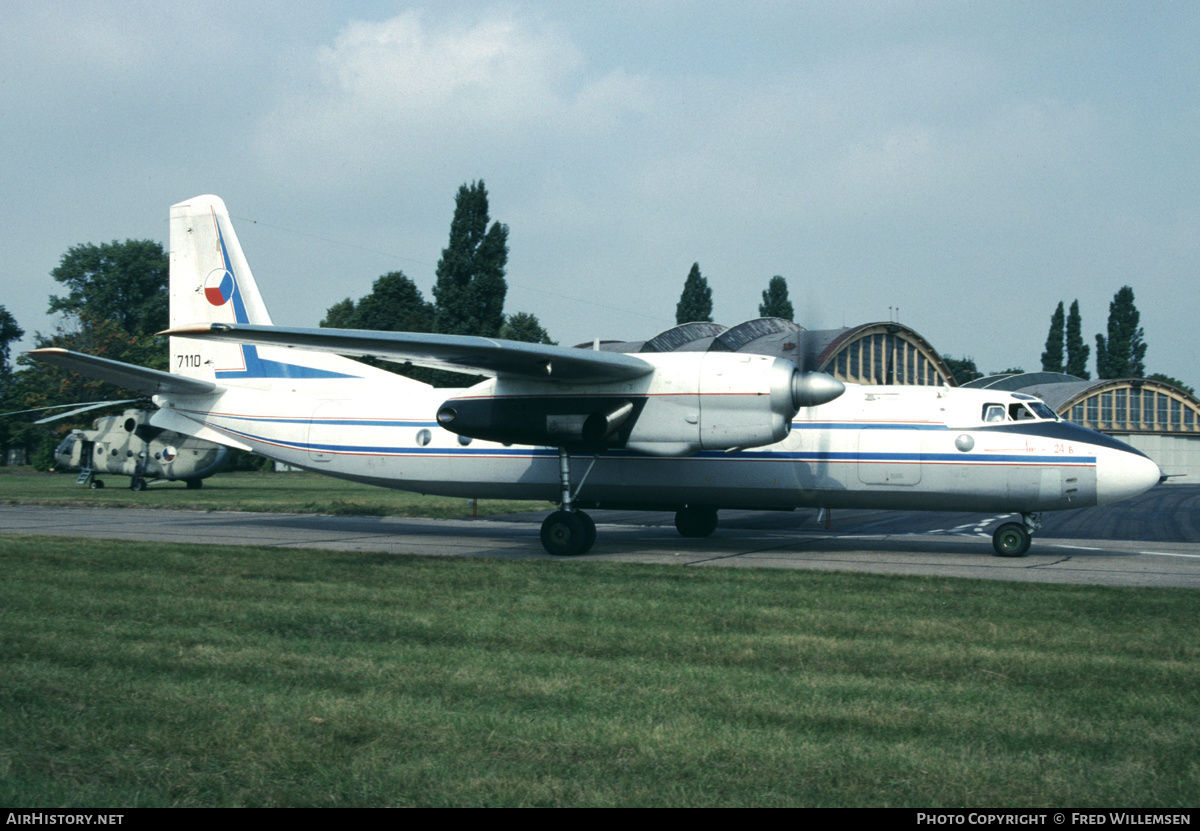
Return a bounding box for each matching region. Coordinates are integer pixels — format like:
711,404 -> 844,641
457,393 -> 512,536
415,429 -> 432,447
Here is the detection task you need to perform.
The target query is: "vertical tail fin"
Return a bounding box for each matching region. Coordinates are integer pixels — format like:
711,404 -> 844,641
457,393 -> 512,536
168,194 -> 394,386
169,195 -> 272,383
170,194 -> 272,329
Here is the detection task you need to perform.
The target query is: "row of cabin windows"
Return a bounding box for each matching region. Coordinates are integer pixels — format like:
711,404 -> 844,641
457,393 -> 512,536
831,333 -> 946,386
1068,389 -> 1199,432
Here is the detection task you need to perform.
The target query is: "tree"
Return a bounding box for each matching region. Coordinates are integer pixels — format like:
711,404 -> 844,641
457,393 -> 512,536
675,263 -> 713,324
433,181 -> 509,338
0,306 -> 23,392
758,275 -> 794,321
499,311 -> 555,345
320,298 -> 358,330
1147,373 -> 1196,396
1040,301 -> 1065,373
48,240 -> 168,338
941,355 -> 982,386
320,272 -> 438,384
0,306 -> 25,464
1065,299 -> 1090,379
321,272 -> 434,333
1095,286 -> 1146,379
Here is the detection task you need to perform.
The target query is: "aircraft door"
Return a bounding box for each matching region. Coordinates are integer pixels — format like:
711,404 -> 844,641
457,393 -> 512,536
1008,466 -> 1062,504
307,401 -> 343,463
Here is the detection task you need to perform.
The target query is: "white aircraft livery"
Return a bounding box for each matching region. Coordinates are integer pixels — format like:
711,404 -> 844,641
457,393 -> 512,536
30,195 -> 1163,557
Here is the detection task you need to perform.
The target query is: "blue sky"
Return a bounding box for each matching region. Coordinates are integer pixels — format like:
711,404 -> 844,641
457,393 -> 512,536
3,1 -> 1198,383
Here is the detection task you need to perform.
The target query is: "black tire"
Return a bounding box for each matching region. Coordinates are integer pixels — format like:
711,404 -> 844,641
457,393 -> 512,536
89,479 -> 104,490
579,511 -> 597,553
992,522 -> 1032,557
540,510 -> 592,556
130,478 -> 147,492
675,505 -> 719,538
185,479 -> 203,490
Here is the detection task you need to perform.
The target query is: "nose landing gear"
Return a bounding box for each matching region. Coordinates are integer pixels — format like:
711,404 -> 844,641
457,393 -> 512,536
992,512 -> 1042,557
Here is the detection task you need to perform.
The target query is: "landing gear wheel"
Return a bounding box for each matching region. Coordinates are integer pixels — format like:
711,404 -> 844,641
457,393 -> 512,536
540,510 -> 594,556
992,522 -> 1032,557
89,479 -> 104,490
130,478 -> 147,492
185,479 -> 203,490
675,506 -> 719,538
579,511 -> 597,553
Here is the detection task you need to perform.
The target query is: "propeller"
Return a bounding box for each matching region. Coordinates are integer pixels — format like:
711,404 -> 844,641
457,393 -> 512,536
0,400 -> 140,424
789,328 -> 845,408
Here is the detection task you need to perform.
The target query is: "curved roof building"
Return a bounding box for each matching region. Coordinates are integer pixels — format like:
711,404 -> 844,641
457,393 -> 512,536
589,319 -> 956,386
964,372 -> 1200,481
582,322 -> 1199,480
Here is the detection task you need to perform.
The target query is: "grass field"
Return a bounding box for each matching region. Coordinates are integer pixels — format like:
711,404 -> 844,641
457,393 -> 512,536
2,532 -> 1197,807
0,468 -> 548,518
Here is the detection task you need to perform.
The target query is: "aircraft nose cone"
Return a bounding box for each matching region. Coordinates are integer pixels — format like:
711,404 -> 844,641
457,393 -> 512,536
1096,447 -> 1162,505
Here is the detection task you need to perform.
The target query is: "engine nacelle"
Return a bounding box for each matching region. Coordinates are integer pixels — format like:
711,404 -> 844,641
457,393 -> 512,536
436,352 -> 843,455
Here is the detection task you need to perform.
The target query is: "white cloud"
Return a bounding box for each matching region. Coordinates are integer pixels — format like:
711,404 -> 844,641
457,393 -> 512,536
254,10 -> 650,189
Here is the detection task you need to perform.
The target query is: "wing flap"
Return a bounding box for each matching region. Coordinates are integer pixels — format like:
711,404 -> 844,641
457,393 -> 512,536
27,349 -> 221,396
162,324 -> 654,383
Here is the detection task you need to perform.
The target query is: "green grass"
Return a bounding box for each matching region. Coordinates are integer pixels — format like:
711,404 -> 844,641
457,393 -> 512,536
1,534 -> 1197,807
0,468 -> 547,518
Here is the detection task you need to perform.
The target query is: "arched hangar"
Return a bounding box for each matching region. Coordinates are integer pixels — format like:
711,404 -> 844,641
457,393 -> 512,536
591,318 -> 956,386
964,373 -> 1200,482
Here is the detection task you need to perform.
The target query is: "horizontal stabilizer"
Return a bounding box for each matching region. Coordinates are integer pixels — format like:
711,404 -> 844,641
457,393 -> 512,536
161,324 -> 655,383
27,349 -> 220,396
150,407 -> 253,452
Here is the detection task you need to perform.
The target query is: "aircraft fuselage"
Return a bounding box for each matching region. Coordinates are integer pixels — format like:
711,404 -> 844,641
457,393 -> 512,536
159,381 -> 1159,515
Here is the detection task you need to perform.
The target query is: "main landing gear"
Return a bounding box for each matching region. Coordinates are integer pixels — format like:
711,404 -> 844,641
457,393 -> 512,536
538,448 -> 726,555
992,513 -> 1042,557
675,505 -> 718,538
539,449 -> 599,556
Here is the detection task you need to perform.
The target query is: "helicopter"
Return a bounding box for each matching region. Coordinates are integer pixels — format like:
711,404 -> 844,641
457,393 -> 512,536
53,407 -> 230,490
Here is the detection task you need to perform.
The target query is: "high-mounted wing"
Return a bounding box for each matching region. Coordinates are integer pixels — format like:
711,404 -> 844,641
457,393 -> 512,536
27,349 -> 220,396
162,324 -> 654,383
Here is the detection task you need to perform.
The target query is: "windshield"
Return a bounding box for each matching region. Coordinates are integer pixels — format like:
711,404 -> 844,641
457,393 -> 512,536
1026,400 -> 1058,420
982,400 -> 1059,423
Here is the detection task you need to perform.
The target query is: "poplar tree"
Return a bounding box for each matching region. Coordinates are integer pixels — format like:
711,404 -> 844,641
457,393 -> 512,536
1065,299 -> 1090,379
1040,301 -> 1065,373
675,263 -> 713,324
1095,286 -> 1146,379
758,275 -> 794,321
433,181 -> 509,337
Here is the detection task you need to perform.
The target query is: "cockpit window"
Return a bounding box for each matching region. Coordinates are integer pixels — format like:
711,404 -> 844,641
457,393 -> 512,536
1009,403 -> 1037,421
983,400 -> 1058,423
1027,401 -> 1058,420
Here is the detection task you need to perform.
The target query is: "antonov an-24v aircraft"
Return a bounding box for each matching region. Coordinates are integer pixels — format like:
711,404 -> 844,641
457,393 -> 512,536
31,195 -> 1162,557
